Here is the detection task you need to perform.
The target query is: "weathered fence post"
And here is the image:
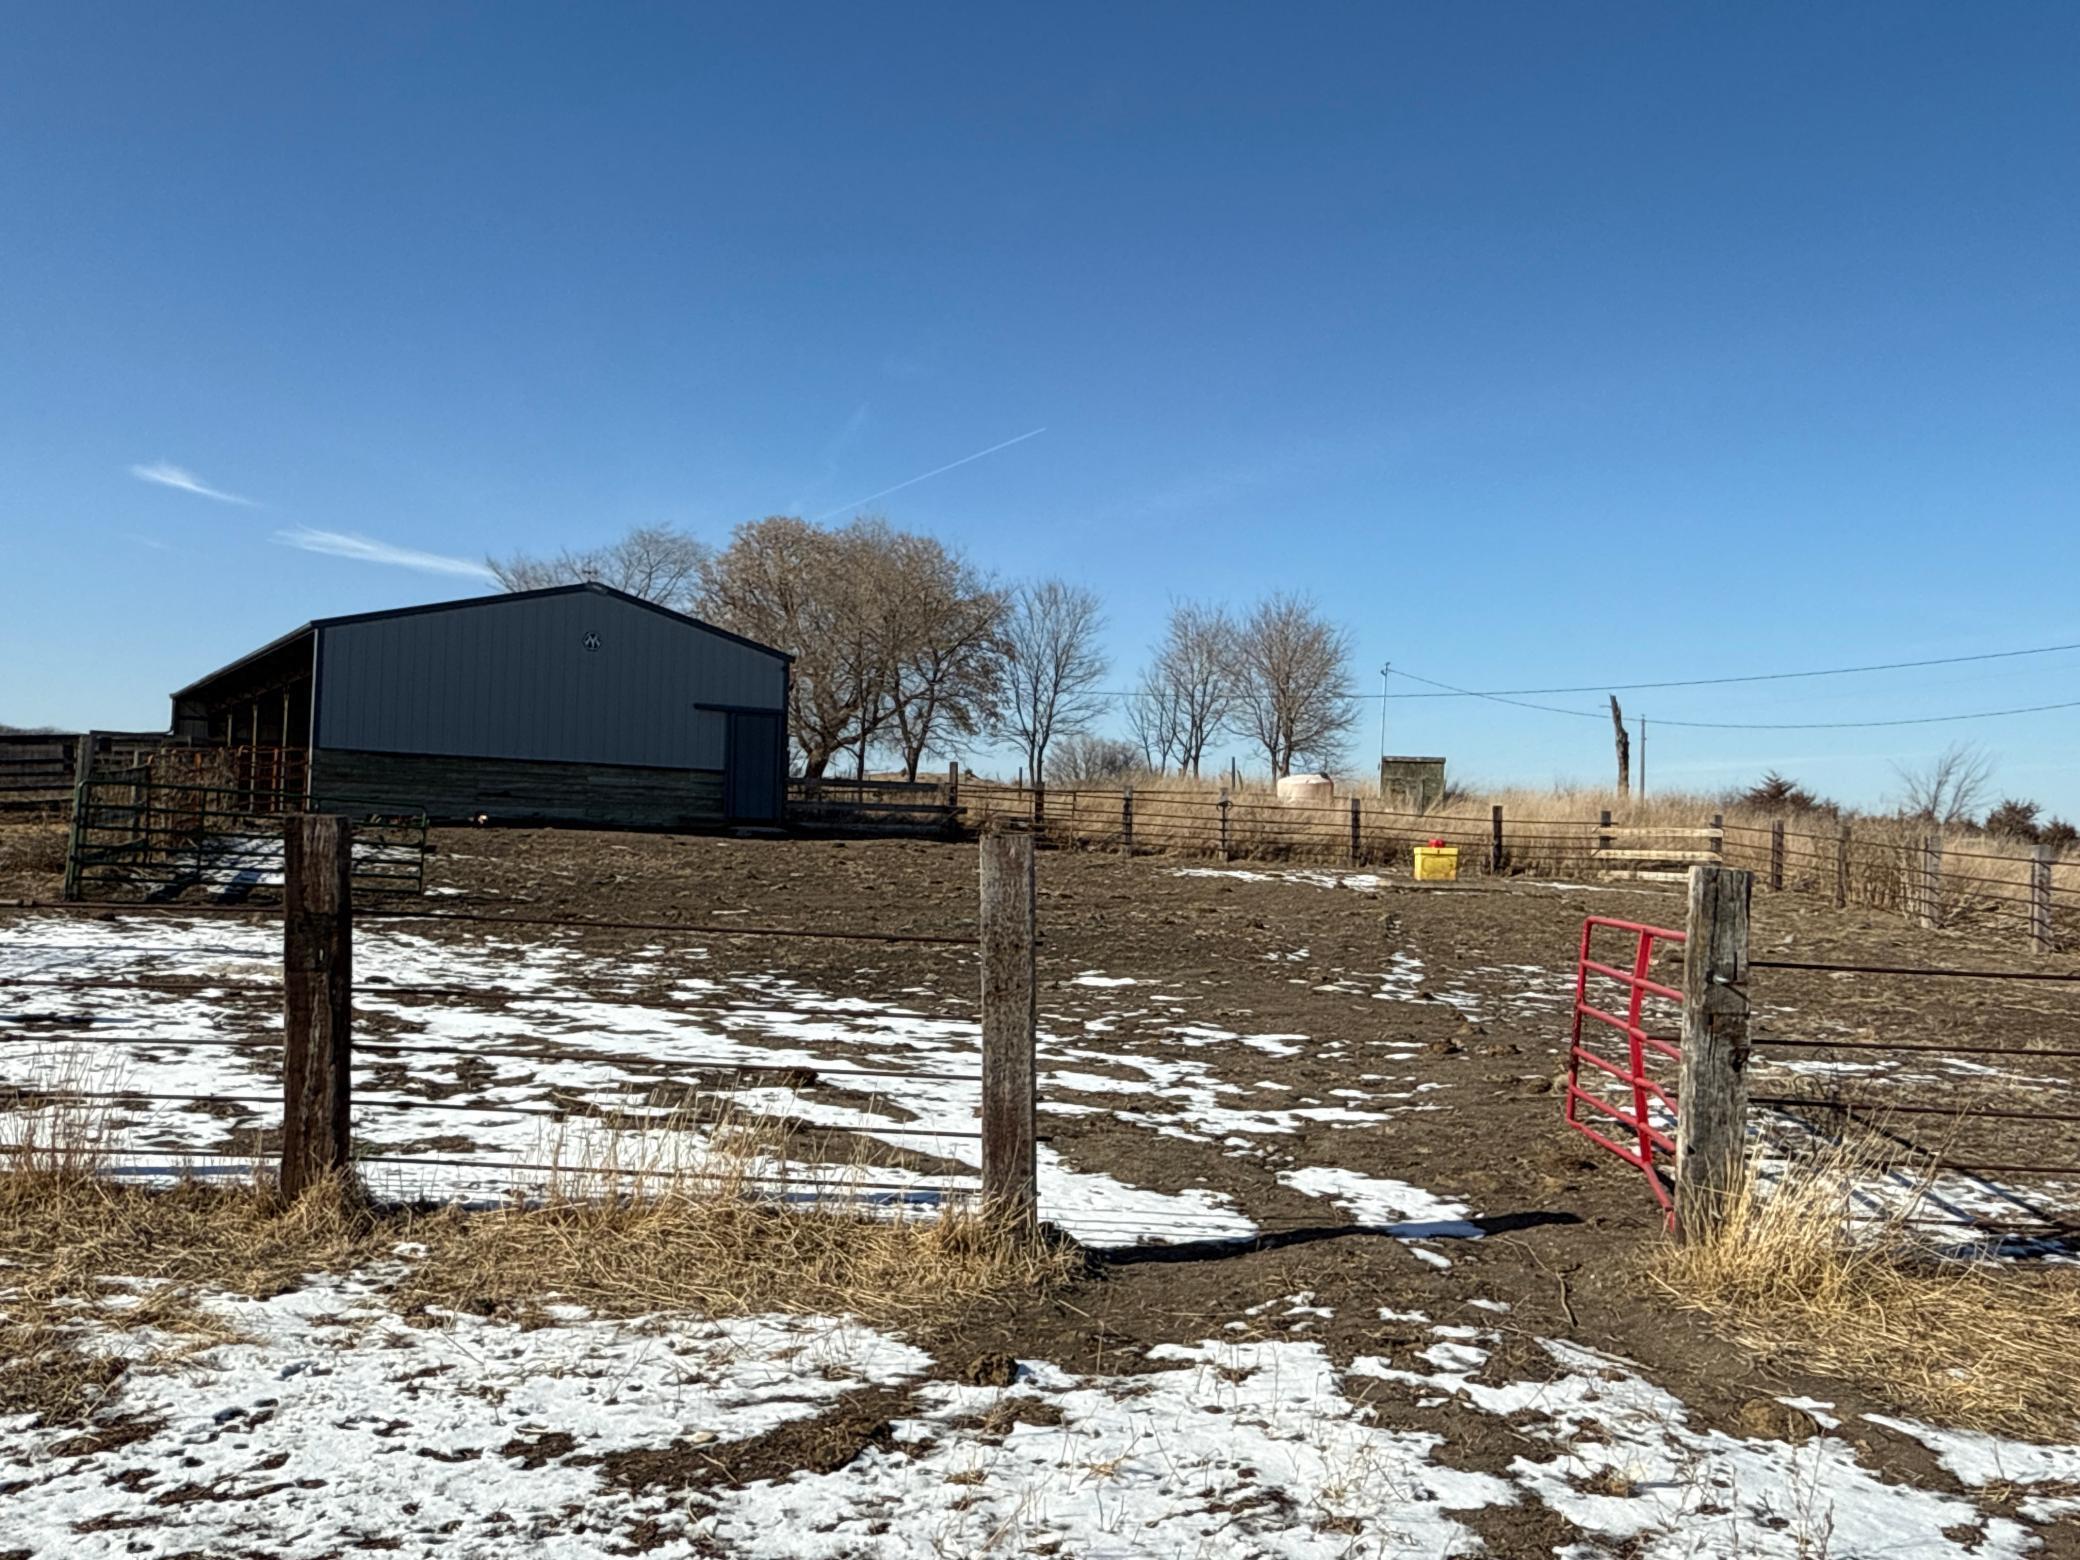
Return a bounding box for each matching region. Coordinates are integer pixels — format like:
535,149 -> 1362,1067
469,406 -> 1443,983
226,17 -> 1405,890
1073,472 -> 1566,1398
1710,813 -> 1724,858
1834,820 -> 1851,910
1121,787 -> 1134,857
282,814 -> 353,1202
1920,835 -> 1943,931
2031,843 -> 2055,954
1598,809 -> 1613,856
1676,864 -> 1752,1243
1491,804 -> 1505,874
1217,790 -> 1231,862
979,829 -> 1038,1229
1031,780 -> 1045,828
1768,819 -> 1785,891
946,761 -> 960,812
1348,796 -> 1361,866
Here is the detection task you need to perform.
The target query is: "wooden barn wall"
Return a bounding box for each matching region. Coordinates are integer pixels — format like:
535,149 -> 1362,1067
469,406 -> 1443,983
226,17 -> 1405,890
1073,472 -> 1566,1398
313,592 -> 785,770
311,748 -> 726,828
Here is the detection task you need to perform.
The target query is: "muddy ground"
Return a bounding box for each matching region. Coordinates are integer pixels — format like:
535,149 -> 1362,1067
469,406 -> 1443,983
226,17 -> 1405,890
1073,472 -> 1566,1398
5,823 -> 2078,1555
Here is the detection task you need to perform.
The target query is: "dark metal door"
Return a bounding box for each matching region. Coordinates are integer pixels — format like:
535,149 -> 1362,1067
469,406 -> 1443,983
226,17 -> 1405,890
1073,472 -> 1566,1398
724,711 -> 783,822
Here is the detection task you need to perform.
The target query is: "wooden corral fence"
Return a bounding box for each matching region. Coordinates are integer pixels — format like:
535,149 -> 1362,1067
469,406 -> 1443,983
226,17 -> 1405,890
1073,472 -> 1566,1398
1591,812 -> 1725,881
3,819 -> 1044,1226
1569,864 -> 2080,1246
786,770 -> 960,835
0,731 -> 188,815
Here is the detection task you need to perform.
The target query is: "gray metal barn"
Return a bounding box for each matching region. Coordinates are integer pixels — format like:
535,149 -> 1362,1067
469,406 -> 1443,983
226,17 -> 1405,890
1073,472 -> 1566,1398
168,583 -> 791,828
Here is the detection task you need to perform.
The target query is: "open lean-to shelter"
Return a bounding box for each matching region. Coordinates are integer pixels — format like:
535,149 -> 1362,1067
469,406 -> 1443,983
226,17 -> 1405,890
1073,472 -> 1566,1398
167,582 -> 792,828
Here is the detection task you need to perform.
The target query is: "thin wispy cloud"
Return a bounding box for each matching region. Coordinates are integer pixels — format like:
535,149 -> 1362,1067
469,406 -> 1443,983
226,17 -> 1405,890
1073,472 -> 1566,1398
812,426 -> 1046,521
129,461 -> 257,507
274,526 -> 496,581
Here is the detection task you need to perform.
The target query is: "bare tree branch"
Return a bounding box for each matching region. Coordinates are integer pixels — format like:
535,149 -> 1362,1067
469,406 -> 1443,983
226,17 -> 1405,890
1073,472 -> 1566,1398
1893,741 -> 1995,827
1234,593 -> 1357,778
992,579 -> 1109,782
488,525 -> 711,614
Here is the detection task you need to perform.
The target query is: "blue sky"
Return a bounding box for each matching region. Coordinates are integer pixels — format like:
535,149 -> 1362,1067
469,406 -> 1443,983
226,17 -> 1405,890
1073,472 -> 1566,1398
4,4 -> 2077,811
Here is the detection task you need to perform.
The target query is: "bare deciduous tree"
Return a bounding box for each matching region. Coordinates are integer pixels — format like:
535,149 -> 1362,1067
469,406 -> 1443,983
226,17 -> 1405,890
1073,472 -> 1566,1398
697,516 -> 888,779
1894,742 -> 1995,827
1047,733 -> 1141,785
880,532 -> 1006,781
993,579 -> 1109,783
1234,592 -> 1357,778
1136,601 -> 1239,778
1125,664 -> 1185,773
489,525 -> 711,613
695,516 -> 1008,782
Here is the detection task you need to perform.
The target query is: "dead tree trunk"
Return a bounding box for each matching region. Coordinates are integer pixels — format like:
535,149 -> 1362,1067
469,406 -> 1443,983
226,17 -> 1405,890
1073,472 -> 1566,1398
1610,696 -> 1630,798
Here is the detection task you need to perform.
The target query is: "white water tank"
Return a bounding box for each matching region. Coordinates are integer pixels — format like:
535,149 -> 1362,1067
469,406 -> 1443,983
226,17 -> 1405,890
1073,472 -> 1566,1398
1276,772 -> 1336,809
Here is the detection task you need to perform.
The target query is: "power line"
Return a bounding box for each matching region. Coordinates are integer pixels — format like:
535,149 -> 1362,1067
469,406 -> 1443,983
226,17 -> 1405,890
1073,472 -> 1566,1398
1384,667 -> 2080,731
1379,637 -> 2080,699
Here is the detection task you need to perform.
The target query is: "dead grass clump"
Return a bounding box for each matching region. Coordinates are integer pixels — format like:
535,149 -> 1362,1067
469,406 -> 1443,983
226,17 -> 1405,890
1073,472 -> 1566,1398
0,1166 -> 380,1427
404,1189 -> 1078,1324
0,818 -> 69,877
1650,1147 -> 2080,1440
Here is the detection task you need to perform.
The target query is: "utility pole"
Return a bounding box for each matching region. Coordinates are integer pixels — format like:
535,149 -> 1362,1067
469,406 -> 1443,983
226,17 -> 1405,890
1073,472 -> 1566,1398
1640,716 -> 1648,799
1378,663 -> 1391,758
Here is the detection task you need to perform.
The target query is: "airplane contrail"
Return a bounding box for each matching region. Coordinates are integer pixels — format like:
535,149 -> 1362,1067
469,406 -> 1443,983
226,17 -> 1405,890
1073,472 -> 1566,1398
812,426 -> 1046,521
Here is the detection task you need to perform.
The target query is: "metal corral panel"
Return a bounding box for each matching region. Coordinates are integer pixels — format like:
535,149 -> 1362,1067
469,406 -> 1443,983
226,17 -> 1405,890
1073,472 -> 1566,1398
313,588 -> 786,768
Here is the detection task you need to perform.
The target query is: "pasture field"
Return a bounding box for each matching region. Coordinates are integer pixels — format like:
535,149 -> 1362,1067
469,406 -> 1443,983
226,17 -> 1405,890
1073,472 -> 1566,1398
1,824 -> 2076,1558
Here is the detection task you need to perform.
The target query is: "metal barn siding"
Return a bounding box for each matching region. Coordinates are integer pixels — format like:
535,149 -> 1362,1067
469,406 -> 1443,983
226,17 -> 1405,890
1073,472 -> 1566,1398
312,588 -> 786,768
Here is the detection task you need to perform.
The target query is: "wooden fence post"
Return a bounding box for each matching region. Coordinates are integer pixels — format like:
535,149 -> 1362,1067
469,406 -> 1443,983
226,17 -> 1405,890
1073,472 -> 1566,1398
1031,780 -> 1045,827
1218,790 -> 1231,862
946,761 -> 960,811
282,814 -> 353,1202
1491,804 -> 1505,874
1920,835 -> 1943,931
1121,787 -> 1134,857
1711,813 -> 1723,859
979,829 -> 1038,1228
1348,796 -> 1361,867
1598,809 -> 1613,856
1676,864 -> 1752,1243
2031,843 -> 2055,954
1834,820 -> 1851,910
1765,819 -> 1784,891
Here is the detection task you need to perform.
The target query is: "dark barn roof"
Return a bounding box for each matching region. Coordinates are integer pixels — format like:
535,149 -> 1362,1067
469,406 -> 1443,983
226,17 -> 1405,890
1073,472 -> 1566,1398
172,582 -> 789,704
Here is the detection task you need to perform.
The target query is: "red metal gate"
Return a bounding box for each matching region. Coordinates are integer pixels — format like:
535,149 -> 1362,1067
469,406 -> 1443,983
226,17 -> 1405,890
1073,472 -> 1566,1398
1565,916 -> 1686,1212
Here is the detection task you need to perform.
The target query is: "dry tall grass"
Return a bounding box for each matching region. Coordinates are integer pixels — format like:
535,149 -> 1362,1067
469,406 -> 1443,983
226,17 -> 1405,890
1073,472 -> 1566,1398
1651,1145 -> 2080,1441
0,1087 -> 1070,1429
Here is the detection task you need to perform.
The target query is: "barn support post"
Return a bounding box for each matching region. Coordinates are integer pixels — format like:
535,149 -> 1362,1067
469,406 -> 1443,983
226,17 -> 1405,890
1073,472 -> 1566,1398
1676,864 -> 1752,1243
281,815 -> 353,1202
1769,820 -> 1785,891
1920,835 -> 1944,931
1490,804 -> 1505,874
1121,787 -> 1134,857
1348,796 -> 1361,866
2031,843 -> 2055,954
979,829 -> 1038,1230
1834,820 -> 1852,910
